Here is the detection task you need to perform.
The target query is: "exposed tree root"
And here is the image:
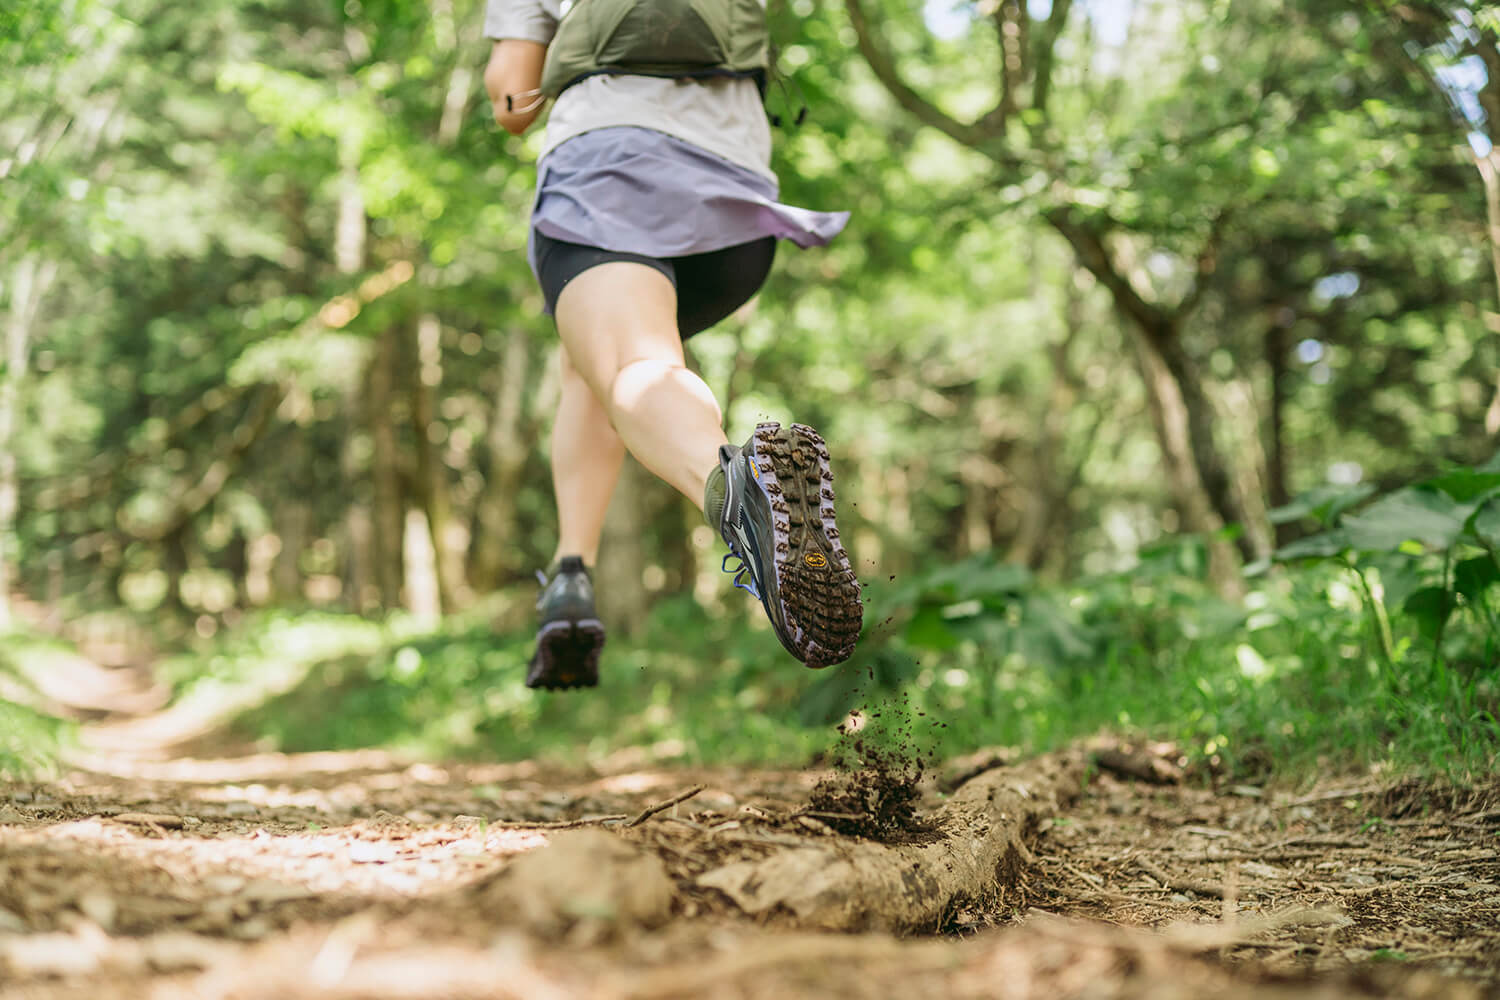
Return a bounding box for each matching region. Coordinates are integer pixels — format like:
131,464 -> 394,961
693,749 -> 1089,932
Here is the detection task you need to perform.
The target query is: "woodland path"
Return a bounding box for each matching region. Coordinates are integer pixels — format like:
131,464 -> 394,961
0,651 -> 1497,998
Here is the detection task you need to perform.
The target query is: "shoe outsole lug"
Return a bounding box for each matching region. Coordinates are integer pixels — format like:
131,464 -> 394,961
751,421 -> 863,669
526,620 -> 605,690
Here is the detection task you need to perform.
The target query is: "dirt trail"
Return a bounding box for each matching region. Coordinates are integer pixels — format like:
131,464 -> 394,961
2,727 -> 1498,999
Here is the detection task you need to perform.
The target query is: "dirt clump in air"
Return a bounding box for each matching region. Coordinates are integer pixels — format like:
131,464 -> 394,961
807,709 -> 939,843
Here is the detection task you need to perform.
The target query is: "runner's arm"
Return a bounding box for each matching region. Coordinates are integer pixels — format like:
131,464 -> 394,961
485,40 -> 547,135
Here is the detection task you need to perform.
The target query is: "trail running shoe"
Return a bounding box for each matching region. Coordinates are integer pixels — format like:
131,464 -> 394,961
717,422 -> 863,668
526,556 -> 604,690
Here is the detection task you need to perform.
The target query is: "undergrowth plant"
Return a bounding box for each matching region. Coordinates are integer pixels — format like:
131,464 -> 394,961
1257,454 -> 1500,674
34,463 -> 1496,782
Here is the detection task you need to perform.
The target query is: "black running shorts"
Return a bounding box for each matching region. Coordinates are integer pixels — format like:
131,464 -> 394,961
533,232 -> 777,339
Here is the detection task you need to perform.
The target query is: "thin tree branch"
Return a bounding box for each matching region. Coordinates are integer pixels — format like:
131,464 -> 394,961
1175,207 -> 1234,321
126,384 -> 284,543
993,0 -> 1028,124
1043,206 -> 1172,338
1031,0 -> 1072,115
841,0 -> 989,149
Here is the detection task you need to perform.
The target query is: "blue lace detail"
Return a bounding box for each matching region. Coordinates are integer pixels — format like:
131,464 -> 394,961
721,551 -> 761,599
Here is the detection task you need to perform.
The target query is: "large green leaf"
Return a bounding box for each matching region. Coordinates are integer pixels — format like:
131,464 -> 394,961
1453,555 -> 1500,605
1469,497 -> 1500,551
904,605 -> 961,651
1364,552 -> 1426,614
1017,594 -> 1095,662
1424,469 -> 1500,503
1268,483 -> 1376,526
917,558 -> 1033,603
1273,529 -> 1350,563
1341,488 -> 1476,552
1401,586 -> 1453,641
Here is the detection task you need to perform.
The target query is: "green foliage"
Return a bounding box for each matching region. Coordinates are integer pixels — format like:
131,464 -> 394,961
0,630 -> 72,779
3,0 -> 1497,784
1263,453 -> 1500,672
0,701 -> 68,779
184,519 -> 1497,780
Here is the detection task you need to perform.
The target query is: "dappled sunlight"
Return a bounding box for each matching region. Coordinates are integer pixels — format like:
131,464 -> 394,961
4,0 -> 1500,991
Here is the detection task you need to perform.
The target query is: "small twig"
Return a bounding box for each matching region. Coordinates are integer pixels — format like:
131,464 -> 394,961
795,810 -> 865,822
1285,786 -> 1378,806
113,812 -> 188,829
625,785 -> 705,828
1174,851 -> 1326,864
492,814 -> 629,830
1335,880 -> 1470,896
658,816 -> 708,832
1261,834 -> 1366,851
1135,857 -> 1225,899
739,804 -> 783,822
1060,860 -> 1104,888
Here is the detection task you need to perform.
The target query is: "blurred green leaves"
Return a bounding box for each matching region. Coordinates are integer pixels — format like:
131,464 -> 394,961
1266,455 -> 1500,671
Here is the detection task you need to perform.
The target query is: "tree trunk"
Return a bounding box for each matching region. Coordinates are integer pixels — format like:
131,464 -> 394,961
411,311 -> 465,612
1044,211 -> 1256,565
1130,335 -> 1242,595
470,329 -> 533,590
274,495 -> 310,604
0,256 -> 56,628
1144,325 -> 1258,562
1008,264 -> 1086,570
163,523 -> 190,616
369,325 -> 404,610
1263,319 -> 1293,545
274,431 -> 309,603
402,507 -> 441,625
1475,150 -> 1500,437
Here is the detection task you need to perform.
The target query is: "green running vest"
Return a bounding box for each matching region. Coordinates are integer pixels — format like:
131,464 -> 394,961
538,0 -> 769,99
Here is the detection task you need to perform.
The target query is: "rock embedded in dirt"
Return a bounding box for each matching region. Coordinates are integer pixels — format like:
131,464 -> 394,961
481,829 -> 674,942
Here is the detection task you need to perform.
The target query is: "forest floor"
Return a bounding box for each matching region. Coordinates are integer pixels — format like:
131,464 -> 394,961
2,657 -> 1499,999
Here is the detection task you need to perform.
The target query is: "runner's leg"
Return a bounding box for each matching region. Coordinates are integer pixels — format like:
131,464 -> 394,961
549,346 -> 624,568
553,261 -> 728,510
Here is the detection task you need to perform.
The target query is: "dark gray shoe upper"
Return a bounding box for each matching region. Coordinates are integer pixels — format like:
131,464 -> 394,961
717,441 -> 788,634
536,555 -> 599,626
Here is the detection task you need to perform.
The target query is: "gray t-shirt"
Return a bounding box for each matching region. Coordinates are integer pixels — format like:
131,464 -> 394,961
484,0 -> 774,181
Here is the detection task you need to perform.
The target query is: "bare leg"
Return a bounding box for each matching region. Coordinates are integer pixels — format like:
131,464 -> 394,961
550,347 -> 624,567
553,262 -> 728,510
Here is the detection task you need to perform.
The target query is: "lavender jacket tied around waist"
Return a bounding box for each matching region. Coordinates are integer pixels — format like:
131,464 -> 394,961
528,126 -> 850,293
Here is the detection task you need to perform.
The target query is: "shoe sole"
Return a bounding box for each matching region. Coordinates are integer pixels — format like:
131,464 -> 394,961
751,421 -> 863,668
526,619 -> 605,690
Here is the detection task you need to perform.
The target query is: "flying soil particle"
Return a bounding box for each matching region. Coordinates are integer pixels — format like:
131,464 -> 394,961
808,738 -> 937,843
814,696 -> 941,844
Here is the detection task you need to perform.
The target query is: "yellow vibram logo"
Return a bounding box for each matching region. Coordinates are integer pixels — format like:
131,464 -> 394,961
750,461 -> 761,480
804,553 -> 828,568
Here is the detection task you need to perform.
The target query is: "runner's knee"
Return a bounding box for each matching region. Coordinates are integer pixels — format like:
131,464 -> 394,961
608,358 -> 722,425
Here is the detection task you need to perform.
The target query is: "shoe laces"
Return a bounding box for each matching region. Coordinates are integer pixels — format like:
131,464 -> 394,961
721,551 -> 761,599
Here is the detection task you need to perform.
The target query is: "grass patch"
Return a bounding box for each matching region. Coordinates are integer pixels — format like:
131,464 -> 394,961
0,628 -> 76,779
135,462 -> 1500,780
180,554 -> 1498,781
